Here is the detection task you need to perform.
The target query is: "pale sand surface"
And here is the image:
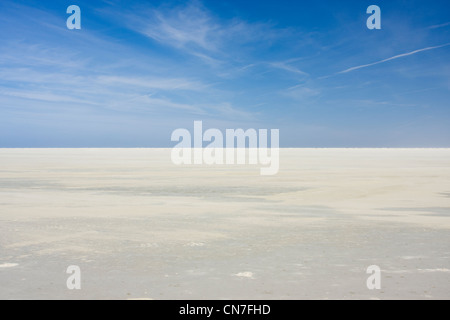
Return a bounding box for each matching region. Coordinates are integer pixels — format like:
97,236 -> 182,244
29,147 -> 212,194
0,148 -> 449,299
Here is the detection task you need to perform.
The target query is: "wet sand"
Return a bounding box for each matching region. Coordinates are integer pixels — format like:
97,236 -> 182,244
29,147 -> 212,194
0,148 -> 449,299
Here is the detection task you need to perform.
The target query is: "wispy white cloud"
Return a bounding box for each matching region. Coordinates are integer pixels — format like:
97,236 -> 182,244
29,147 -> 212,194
97,76 -> 208,92
140,4 -> 218,51
115,1 -> 290,66
337,43 -> 450,75
270,62 -> 309,76
281,84 -> 319,101
114,94 -> 206,114
0,90 -> 99,105
428,22 -> 450,29
0,39 -> 252,120
208,102 -> 256,119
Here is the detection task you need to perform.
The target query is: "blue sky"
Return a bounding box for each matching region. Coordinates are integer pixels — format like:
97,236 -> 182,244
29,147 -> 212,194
0,0 -> 449,147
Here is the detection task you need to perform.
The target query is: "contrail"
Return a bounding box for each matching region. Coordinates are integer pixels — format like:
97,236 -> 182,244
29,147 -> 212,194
337,43 -> 450,74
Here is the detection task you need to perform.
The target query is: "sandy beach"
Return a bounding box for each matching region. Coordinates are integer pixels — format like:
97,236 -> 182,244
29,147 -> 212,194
0,148 -> 449,299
